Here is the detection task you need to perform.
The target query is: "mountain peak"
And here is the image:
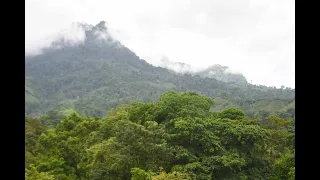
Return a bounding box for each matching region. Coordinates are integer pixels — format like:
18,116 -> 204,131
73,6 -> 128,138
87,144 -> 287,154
95,21 -> 108,31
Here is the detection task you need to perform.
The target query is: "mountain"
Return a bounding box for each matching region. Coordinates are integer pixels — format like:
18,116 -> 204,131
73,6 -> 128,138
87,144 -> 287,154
25,21 -> 295,124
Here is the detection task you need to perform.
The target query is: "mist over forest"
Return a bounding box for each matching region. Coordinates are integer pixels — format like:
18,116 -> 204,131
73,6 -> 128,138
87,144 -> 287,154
25,18 -> 295,180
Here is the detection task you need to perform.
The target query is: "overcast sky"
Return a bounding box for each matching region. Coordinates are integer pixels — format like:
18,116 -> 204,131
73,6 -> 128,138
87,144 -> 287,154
26,0 -> 295,88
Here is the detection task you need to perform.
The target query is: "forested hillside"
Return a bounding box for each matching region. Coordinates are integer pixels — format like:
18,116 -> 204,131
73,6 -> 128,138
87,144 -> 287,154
25,21 -> 295,125
25,91 -> 295,180
25,20 -> 295,179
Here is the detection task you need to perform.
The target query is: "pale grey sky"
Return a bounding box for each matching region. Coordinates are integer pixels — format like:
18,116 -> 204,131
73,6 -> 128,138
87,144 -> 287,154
26,0 -> 295,88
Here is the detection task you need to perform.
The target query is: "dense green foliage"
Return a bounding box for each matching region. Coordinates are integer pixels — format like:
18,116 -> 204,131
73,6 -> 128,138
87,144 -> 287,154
25,21 -> 295,122
25,91 -> 294,180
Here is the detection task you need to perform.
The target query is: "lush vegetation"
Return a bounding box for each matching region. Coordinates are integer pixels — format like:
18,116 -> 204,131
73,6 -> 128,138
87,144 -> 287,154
25,91 -> 294,180
25,21 -> 295,122
25,21 -> 295,179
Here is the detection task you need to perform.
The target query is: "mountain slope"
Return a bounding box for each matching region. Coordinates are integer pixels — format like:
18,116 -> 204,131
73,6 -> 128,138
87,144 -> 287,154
25,21 -> 295,121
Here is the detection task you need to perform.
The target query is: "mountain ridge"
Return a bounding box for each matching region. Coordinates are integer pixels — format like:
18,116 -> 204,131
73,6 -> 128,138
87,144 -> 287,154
25,21 -> 295,122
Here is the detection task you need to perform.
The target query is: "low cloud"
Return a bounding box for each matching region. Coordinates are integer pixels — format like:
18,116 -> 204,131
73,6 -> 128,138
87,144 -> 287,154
158,57 -> 243,77
26,0 -> 295,88
57,23 -> 86,44
224,67 -> 242,75
25,23 -> 86,56
25,21 -> 118,56
94,30 -> 109,41
158,56 -> 202,74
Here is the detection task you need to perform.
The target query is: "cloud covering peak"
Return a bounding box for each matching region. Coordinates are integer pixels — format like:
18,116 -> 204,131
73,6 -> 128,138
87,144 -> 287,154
26,0 -> 294,88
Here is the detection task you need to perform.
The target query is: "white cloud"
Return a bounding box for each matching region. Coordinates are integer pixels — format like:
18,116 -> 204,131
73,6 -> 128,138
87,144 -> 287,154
25,0 -> 295,88
224,68 -> 242,75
